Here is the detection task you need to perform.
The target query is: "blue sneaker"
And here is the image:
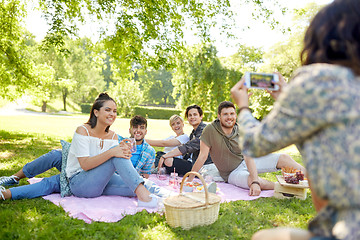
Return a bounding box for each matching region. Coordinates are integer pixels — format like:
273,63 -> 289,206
0,175 -> 19,186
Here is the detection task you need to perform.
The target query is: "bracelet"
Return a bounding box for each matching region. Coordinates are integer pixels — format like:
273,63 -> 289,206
238,106 -> 251,113
160,155 -> 166,160
251,181 -> 260,186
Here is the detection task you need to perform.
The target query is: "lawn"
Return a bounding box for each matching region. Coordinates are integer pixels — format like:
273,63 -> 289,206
0,115 -> 316,240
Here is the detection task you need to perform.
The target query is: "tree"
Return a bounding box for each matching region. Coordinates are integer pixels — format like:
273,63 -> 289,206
2,0 -> 289,99
251,3 -> 324,119
37,0 -> 288,74
109,79 -> 142,117
137,67 -> 175,105
29,63 -> 55,112
172,44 -> 241,119
0,1 -> 36,100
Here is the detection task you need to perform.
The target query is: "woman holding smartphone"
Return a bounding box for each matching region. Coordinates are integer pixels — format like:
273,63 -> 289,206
231,0 -> 360,239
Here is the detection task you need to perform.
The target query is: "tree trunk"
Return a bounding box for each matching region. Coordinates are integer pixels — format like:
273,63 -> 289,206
41,101 -> 47,112
62,88 -> 68,111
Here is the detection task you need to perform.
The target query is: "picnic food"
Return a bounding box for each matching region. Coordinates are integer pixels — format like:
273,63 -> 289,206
284,170 -> 305,184
281,167 -> 297,174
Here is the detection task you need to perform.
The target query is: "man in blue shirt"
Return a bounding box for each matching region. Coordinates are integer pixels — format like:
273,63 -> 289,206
117,115 -> 155,179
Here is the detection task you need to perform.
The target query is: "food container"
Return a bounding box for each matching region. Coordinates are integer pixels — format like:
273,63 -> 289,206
163,172 -> 221,230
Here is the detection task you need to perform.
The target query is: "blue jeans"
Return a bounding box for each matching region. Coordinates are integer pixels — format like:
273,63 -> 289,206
69,157 -> 144,198
11,150 -> 168,199
68,157 -> 171,198
11,150 -> 63,200
23,149 -> 63,178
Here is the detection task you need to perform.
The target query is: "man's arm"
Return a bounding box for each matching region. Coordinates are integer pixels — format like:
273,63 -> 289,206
244,155 -> 261,196
187,140 -> 210,182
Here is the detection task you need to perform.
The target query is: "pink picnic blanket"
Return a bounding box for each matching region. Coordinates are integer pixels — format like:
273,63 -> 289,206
28,175 -> 273,224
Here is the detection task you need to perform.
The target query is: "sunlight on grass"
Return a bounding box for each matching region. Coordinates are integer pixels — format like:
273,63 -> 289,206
141,225 -> 177,240
0,150 -> 14,159
25,208 -> 43,223
0,160 -> 17,170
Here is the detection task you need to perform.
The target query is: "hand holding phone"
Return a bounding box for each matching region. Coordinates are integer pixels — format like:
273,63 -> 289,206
244,72 -> 279,91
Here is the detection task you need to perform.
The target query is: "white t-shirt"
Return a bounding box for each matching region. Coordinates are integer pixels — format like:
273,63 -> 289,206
66,132 -> 118,178
164,134 -> 189,159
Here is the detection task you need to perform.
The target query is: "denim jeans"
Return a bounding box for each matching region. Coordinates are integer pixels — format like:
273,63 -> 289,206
23,149 -> 62,178
11,150 -> 63,200
11,150 -> 169,199
11,174 -> 61,200
69,157 -> 161,198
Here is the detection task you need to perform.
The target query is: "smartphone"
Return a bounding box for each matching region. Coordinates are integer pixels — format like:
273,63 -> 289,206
244,72 -> 279,90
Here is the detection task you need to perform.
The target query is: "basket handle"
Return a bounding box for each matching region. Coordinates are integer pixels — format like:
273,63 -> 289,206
180,171 -> 209,207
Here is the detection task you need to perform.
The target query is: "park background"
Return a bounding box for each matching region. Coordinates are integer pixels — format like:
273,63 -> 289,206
1,0 -> 331,239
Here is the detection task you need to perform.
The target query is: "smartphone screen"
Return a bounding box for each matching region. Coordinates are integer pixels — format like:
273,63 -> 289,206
249,73 -> 276,89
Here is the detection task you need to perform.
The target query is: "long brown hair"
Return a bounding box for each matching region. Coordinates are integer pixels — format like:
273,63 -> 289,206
86,93 -> 116,132
301,0 -> 360,75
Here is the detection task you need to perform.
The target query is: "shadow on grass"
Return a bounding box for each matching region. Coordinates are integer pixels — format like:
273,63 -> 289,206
0,130 -> 315,240
0,130 -> 65,177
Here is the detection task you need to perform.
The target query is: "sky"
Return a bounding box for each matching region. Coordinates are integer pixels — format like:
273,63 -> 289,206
24,0 -> 333,57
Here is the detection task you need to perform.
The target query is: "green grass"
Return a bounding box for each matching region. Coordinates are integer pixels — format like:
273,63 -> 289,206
0,115 -> 316,240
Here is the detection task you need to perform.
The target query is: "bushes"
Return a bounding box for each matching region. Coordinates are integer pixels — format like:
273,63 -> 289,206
134,106 -> 182,119
81,104 -> 92,114
81,104 -> 215,121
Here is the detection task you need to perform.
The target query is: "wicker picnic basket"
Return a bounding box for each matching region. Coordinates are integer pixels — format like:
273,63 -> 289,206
163,171 -> 221,230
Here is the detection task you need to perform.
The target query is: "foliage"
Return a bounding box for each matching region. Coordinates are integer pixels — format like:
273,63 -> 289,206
220,45 -> 264,72
37,0 -> 236,70
173,44 -> 232,115
29,37 -> 105,112
173,44 -> 266,116
134,106 -> 181,120
136,67 -> 176,105
261,2 -> 324,80
249,3 -> 324,120
0,1 -> 35,100
80,104 -> 92,114
28,63 -> 56,112
109,79 -> 142,118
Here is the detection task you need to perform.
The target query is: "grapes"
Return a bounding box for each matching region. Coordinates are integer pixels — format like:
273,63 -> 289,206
296,171 -> 304,181
284,170 -> 304,184
285,175 -> 299,184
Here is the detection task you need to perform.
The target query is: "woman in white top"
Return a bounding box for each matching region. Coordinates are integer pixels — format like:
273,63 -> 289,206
146,115 -> 189,167
65,93 -> 158,207
0,93 -> 162,207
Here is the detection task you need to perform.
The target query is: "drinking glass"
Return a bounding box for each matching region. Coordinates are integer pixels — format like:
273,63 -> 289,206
129,137 -> 136,153
157,167 -> 167,180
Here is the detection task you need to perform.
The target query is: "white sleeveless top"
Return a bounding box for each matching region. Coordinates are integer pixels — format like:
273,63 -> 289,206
65,125 -> 118,178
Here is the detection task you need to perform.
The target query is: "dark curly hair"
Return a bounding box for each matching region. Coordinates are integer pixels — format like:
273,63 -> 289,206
86,93 -> 116,132
130,115 -> 147,128
301,0 -> 360,75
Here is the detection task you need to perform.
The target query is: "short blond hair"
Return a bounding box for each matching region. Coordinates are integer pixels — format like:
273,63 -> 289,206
169,114 -> 184,126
